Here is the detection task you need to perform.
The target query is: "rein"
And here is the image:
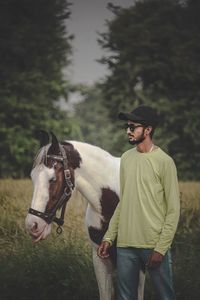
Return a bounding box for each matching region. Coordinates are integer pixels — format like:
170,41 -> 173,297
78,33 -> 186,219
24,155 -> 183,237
28,144 -> 74,234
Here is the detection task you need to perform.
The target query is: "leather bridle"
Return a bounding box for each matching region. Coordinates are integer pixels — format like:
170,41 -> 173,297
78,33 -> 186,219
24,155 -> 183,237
28,144 -> 74,234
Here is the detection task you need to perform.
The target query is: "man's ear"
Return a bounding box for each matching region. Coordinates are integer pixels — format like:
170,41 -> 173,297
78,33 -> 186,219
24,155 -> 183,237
145,126 -> 153,136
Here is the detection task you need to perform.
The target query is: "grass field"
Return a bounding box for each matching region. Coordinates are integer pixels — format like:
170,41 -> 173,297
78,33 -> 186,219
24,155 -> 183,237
0,179 -> 200,300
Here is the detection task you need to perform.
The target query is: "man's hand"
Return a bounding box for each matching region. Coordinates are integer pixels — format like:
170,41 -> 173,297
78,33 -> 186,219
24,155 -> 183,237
97,241 -> 111,258
146,250 -> 164,268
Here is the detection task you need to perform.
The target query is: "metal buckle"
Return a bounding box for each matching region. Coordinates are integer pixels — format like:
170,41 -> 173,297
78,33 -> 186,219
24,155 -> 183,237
64,169 -> 71,179
64,187 -> 71,196
56,226 -> 63,235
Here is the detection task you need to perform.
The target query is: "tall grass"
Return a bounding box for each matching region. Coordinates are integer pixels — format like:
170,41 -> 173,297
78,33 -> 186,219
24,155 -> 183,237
0,179 -> 200,299
0,180 -> 98,300
172,182 -> 200,300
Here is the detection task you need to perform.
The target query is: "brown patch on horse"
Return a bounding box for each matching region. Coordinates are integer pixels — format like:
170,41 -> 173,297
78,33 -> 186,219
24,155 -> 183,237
45,141 -> 79,213
45,161 -> 67,212
61,142 -> 82,169
88,188 -> 119,264
100,188 -> 119,223
88,188 -> 119,244
88,226 -> 106,245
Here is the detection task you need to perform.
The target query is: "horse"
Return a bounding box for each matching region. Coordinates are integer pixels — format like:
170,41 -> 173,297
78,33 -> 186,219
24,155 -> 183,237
25,131 -> 145,300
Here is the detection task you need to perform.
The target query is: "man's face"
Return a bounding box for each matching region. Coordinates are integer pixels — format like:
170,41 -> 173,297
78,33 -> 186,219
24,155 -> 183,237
125,121 -> 146,145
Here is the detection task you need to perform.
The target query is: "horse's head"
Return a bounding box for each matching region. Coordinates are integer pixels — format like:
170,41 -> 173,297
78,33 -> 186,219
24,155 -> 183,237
25,131 -> 81,242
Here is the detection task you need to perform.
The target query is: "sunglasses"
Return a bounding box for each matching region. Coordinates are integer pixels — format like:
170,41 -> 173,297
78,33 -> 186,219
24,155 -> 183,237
124,124 -> 144,132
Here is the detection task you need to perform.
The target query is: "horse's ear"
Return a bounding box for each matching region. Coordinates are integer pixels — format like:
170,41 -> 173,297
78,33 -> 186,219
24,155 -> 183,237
49,131 -> 60,154
38,130 -> 49,148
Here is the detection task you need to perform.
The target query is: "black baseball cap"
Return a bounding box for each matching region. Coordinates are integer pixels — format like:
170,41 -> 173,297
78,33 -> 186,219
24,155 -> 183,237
118,105 -> 159,128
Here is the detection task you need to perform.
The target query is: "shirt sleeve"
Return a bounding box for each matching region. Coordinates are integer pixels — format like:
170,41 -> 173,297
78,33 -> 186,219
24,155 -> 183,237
154,158 -> 180,255
103,201 -> 121,244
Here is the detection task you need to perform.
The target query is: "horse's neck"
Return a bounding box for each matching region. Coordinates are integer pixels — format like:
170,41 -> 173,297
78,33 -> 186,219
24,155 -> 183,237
70,141 -> 120,212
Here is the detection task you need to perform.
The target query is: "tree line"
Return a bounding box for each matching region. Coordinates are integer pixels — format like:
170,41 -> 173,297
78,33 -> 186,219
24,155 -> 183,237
0,0 -> 200,180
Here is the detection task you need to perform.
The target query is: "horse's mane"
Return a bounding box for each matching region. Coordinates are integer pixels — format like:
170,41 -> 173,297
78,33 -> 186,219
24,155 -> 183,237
32,144 -> 51,168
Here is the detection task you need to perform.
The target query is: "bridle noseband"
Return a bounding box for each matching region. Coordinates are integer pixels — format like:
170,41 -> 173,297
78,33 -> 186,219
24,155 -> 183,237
28,144 -> 74,234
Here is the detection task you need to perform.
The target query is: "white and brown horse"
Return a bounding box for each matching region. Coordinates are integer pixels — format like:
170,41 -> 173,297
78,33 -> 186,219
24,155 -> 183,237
25,132 -> 145,300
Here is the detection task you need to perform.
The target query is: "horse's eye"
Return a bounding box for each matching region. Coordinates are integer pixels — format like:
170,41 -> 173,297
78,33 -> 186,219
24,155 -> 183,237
52,162 -> 57,169
50,175 -> 56,183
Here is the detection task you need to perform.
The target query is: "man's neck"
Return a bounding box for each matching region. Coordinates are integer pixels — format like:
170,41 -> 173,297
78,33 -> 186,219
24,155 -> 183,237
136,139 -> 154,153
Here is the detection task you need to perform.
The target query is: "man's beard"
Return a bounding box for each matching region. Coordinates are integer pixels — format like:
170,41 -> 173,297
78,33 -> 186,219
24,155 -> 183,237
128,129 -> 145,145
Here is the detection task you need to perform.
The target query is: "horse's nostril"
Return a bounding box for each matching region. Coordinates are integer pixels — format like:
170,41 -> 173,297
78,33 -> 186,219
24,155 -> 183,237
32,222 -> 38,232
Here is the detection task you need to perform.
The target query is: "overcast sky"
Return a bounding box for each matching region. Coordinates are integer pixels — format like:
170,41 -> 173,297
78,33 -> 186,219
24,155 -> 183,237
67,0 -> 134,85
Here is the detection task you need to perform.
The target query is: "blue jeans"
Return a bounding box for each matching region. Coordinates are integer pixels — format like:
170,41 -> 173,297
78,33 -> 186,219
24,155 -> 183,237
117,247 -> 176,300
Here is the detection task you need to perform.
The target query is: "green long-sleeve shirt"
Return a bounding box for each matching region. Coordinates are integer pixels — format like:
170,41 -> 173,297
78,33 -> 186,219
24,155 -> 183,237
103,147 -> 180,255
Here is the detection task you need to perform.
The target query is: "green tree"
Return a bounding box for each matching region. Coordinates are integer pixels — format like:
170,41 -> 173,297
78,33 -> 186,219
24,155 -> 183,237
71,84 -> 120,154
98,0 -> 200,179
0,0 -> 73,177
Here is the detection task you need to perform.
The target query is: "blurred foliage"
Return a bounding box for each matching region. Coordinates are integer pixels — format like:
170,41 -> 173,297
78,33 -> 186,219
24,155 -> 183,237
0,0 -> 75,177
95,0 -> 200,180
1,0 -> 200,180
70,84 -> 122,154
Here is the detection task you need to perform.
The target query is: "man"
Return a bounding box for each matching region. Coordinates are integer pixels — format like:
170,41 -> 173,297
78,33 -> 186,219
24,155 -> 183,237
97,105 -> 180,300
